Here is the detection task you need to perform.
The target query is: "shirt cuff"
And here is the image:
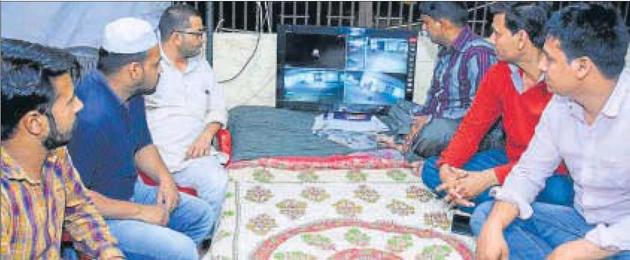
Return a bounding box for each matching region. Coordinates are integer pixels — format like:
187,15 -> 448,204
490,186 -> 534,219
97,246 -> 124,259
584,224 -> 625,252
205,111 -> 227,127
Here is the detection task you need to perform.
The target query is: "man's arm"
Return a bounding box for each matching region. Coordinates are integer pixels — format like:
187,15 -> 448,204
477,97 -> 564,258
582,214 -> 630,254
134,144 -> 179,211
132,97 -> 180,212
187,66 -> 228,159
476,201 -> 519,260
186,122 -> 222,159
438,64 -> 502,177
60,149 -> 124,259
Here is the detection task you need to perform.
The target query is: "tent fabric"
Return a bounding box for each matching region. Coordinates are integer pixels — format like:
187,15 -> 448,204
1,2 -> 169,49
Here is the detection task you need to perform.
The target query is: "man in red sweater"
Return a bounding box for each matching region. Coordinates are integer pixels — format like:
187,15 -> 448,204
421,3 -> 574,213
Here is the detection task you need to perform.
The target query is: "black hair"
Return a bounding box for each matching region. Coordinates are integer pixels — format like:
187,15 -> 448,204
158,4 -> 202,42
545,3 -> 629,79
418,2 -> 468,27
96,48 -> 148,76
1,38 -> 80,140
490,2 -> 551,49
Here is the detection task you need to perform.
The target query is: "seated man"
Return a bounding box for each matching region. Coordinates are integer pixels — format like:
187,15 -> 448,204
474,3 -> 630,259
422,3 -> 574,213
67,17 -> 214,260
383,2 -> 500,159
1,38 -> 122,259
145,4 -> 228,216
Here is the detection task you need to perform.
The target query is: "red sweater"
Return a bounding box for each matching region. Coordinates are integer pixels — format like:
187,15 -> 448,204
437,62 -> 566,184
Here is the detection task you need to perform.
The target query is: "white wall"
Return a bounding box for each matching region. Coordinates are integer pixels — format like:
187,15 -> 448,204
213,32 -> 438,109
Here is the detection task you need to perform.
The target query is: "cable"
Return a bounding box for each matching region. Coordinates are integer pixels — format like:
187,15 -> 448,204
217,1 -> 263,83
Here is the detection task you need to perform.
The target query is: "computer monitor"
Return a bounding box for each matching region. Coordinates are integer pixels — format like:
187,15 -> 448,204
277,25 -> 417,114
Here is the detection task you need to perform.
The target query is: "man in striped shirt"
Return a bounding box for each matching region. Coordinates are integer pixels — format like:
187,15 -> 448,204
1,39 -> 122,259
397,2 -> 501,159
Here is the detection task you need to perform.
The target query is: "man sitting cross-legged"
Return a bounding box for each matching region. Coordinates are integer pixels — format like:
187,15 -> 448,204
474,3 -> 630,259
421,3 -> 574,213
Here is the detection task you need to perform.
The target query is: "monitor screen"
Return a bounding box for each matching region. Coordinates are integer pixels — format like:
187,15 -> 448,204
277,25 -> 417,114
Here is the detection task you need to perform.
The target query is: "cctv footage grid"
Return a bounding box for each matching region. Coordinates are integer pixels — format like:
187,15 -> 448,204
282,33 -> 411,105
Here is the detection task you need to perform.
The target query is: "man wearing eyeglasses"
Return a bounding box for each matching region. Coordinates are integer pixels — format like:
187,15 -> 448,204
145,4 -> 228,227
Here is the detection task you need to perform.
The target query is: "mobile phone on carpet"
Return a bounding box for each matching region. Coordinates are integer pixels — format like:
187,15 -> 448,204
451,213 -> 473,236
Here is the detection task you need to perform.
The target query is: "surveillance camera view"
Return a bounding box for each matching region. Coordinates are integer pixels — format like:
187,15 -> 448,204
285,33 -> 346,69
282,68 -> 343,103
343,72 -> 406,105
346,37 -> 409,74
364,38 -> 409,74
280,29 -> 412,107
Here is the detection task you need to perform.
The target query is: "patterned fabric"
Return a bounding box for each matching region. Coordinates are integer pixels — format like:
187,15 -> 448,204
208,166 -> 474,259
420,26 -> 497,119
228,149 -> 412,171
0,147 -> 122,259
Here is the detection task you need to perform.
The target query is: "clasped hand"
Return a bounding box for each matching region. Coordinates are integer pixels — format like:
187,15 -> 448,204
436,164 -> 498,208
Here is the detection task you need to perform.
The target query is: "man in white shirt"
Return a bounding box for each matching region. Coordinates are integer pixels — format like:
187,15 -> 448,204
473,3 -> 630,260
145,4 -> 228,218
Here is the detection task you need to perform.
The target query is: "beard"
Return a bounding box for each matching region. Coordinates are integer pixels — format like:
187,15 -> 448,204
181,44 -> 202,58
42,112 -> 75,150
130,73 -> 160,98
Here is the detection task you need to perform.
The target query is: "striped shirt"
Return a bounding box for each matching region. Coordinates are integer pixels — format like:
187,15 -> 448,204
1,147 -> 122,259
420,26 -> 497,119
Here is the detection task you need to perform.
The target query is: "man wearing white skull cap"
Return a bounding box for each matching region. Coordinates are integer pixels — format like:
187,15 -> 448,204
68,17 -> 214,260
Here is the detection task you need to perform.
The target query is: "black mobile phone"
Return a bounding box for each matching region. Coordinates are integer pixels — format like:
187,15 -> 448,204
451,213 -> 473,236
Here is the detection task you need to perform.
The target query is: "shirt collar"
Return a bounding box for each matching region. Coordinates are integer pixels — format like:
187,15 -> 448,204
600,68 -> 630,118
88,70 -> 126,107
451,26 -> 474,51
1,147 -> 60,185
508,63 -> 545,94
159,45 -> 202,74
564,69 -> 629,121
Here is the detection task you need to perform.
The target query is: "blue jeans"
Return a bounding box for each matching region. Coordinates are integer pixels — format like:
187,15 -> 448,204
471,202 -> 630,260
172,156 -> 228,219
105,181 -> 216,260
421,149 -> 574,213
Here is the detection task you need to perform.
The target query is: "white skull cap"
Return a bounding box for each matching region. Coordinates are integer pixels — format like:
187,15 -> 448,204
102,17 -> 157,54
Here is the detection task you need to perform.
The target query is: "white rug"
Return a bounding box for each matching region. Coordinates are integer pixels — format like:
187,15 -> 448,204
207,167 -> 475,260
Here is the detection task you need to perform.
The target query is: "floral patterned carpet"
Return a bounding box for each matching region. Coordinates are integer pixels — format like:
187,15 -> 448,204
207,163 -> 475,260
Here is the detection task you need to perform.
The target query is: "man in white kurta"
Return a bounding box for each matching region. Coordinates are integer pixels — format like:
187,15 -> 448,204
146,5 -> 228,218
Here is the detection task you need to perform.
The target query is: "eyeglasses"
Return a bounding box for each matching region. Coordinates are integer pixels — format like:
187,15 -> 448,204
175,27 -> 207,37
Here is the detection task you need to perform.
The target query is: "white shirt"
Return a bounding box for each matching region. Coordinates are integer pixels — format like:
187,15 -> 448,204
493,68 -> 630,251
145,49 -> 228,172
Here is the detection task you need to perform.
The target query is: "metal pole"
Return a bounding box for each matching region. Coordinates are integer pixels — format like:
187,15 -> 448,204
206,1 -> 214,65
316,2 -> 321,26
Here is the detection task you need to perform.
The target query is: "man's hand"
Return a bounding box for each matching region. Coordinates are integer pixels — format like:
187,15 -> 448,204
455,169 -> 498,199
437,165 -> 474,207
157,176 -> 180,213
476,222 -> 509,260
185,131 -> 214,160
400,115 -> 430,152
548,239 -> 616,260
135,204 -> 169,226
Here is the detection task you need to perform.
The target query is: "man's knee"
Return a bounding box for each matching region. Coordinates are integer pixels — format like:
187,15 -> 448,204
414,119 -> 458,158
176,194 -> 216,241
156,234 -> 198,260
107,220 -> 199,260
421,156 -> 442,191
471,201 -> 495,236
